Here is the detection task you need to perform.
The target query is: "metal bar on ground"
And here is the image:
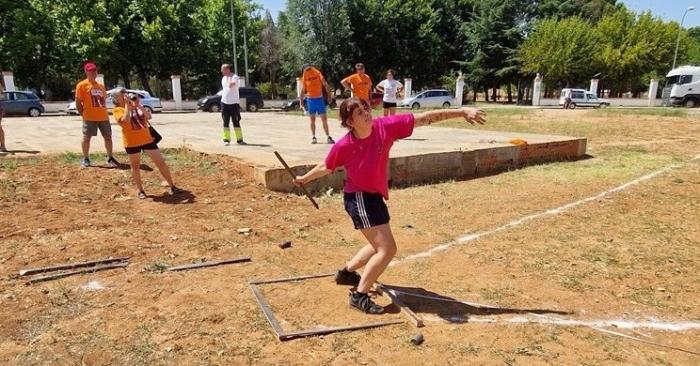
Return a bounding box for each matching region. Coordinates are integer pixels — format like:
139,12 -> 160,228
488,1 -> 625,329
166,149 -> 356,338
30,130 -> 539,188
248,273 -> 334,286
249,284 -> 285,339
278,320 -> 405,341
273,151 -> 319,209
377,284 -> 424,328
25,262 -> 129,284
19,257 -> 130,276
166,257 -> 251,272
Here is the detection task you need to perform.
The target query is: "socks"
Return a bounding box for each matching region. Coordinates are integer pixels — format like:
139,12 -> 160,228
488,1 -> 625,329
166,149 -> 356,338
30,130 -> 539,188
234,127 -> 243,142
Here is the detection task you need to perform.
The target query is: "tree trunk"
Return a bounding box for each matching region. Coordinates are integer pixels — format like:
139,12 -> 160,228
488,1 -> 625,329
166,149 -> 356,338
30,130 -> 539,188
492,86 -> 497,102
122,72 -> 131,89
472,86 -> 477,103
137,69 -> 153,94
507,83 -> 513,103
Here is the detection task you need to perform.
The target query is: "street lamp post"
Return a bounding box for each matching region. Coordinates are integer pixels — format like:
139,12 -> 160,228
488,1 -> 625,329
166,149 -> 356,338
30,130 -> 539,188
230,0 -> 238,75
672,5 -> 695,70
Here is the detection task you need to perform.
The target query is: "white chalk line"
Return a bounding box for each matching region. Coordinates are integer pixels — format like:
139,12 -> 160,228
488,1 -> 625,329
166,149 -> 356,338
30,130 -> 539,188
392,153 -> 700,266
430,313 -> 700,356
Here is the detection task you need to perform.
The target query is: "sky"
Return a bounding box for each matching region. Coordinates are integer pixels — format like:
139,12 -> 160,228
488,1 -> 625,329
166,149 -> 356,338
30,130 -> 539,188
256,0 -> 700,28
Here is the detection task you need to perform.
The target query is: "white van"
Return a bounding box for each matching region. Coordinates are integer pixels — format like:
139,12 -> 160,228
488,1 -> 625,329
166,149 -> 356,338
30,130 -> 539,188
559,88 -> 610,109
662,65 -> 700,107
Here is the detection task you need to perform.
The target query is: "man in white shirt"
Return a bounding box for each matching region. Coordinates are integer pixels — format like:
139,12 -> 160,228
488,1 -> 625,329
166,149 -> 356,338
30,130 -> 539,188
220,64 -> 245,145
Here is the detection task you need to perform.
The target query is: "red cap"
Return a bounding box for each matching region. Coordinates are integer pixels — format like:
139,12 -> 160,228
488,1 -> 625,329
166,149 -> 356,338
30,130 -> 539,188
84,62 -> 97,72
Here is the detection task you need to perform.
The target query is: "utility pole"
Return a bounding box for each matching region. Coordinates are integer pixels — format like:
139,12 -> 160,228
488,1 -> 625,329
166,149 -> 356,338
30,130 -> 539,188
230,0 -> 239,74
243,24 -> 250,83
672,6 -> 695,70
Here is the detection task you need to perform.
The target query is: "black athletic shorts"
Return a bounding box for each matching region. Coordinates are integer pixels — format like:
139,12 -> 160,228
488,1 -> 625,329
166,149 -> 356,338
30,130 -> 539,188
344,192 -> 390,229
383,102 -> 397,109
125,140 -> 159,154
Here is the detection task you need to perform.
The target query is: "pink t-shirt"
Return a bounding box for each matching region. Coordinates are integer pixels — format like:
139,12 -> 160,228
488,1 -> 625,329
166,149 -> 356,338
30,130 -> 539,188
325,114 -> 415,199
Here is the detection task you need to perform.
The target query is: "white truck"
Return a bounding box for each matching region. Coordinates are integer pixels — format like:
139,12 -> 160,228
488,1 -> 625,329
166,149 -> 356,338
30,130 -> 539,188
662,65 -> 700,107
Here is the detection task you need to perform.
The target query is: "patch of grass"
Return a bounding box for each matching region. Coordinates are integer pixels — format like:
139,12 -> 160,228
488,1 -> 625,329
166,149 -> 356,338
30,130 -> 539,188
460,343 -> 481,355
126,324 -> 156,365
588,108 -> 687,118
161,148 -> 219,175
144,262 -> 170,273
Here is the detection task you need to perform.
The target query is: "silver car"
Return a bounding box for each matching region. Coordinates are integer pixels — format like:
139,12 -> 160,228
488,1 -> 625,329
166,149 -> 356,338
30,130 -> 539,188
67,89 -> 163,114
400,89 -> 453,109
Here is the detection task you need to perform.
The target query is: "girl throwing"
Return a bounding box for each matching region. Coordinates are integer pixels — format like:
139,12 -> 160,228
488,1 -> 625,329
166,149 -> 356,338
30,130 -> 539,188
294,98 -> 485,314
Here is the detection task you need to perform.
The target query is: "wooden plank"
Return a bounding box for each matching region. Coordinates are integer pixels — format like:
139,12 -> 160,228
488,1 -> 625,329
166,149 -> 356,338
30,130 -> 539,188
248,273 -> 334,286
249,285 -> 285,339
377,284 -> 424,328
166,257 -> 251,272
25,262 -> 129,284
279,320 -> 404,341
273,151 -> 319,209
19,257 -> 130,276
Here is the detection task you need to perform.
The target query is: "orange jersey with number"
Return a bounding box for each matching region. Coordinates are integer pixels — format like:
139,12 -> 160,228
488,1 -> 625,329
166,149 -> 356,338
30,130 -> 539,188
113,107 -> 153,148
75,79 -> 109,122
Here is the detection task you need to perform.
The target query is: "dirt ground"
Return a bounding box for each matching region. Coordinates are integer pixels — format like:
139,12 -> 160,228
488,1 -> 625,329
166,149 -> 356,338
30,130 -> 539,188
1,108 -> 699,365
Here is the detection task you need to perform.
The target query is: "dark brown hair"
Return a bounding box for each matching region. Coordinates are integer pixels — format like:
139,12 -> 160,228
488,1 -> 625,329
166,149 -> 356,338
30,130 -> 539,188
386,69 -> 395,76
355,63 -> 365,70
339,97 -> 370,129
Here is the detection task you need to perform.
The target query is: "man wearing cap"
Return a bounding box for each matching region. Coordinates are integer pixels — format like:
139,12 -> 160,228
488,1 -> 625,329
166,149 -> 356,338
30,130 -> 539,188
220,63 -> 245,145
75,62 -> 119,168
341,63 -> 372,104
300,64 -> 334,144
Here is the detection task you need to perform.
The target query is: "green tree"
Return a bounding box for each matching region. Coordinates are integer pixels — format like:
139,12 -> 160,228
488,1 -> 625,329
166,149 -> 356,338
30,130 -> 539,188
520,17 -> 600,90
683,26 -> 700,65
258,10 -> 282,98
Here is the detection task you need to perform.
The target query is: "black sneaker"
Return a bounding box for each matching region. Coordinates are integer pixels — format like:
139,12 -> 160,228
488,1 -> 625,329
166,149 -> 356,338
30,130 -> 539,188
137,190 -> 147,199
349,291 -> 384,314
335,268 -> 361,286
81,158 -> 91,168
106,156 -> 120,168
169,186 -> 183,195
236,140 -> 247,145
327,136 -> 335,144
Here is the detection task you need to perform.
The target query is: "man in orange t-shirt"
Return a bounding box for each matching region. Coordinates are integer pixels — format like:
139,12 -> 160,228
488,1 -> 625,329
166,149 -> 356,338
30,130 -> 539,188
75,61 -> 119,168
341,63 -> 372,103
300,64 -> 334,144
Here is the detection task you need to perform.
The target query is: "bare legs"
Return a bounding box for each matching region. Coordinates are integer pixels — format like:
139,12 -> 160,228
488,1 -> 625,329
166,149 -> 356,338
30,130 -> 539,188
309,114 -> 330,139
346,224 -> 397,293
81,134 -> 114,159
382,108 -> 397,116
128,149 -> 175,193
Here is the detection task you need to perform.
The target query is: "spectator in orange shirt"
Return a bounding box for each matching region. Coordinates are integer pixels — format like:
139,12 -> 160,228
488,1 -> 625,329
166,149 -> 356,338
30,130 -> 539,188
112,88 -> 181,199
75,62 -> 120,168
341,63 -> 372,103
300,64 -> 334,144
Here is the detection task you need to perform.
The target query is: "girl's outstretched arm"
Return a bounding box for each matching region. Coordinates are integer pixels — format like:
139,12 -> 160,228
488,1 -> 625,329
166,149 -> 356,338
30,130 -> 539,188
414,107 -> 486,127
294,162 -> 333,186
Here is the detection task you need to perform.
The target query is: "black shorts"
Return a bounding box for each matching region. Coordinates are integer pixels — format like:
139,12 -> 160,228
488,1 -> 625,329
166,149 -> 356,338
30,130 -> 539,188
383,102 -> 397,109
344,192 -> 390,230
125,140 -> 159,154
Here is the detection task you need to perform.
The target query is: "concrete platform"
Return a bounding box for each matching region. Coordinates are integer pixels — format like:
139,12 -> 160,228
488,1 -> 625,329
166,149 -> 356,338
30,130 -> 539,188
1,112 -> 586,193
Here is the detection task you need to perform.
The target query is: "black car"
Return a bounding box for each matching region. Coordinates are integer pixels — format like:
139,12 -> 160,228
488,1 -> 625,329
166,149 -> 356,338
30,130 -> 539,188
197,87 -> 264,112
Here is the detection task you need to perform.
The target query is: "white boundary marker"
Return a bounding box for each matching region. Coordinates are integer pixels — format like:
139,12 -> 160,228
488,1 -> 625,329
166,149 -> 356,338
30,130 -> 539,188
393,153 -> 700,266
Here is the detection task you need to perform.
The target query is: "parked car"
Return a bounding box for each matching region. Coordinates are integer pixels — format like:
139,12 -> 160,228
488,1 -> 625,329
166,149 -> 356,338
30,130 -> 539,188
0,91 -> 45,117
400,89 -> 453,109
197,87 -> 264,112
66,89 -> 163,115
281,97 -> 337,111
559,88 -> 610,109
